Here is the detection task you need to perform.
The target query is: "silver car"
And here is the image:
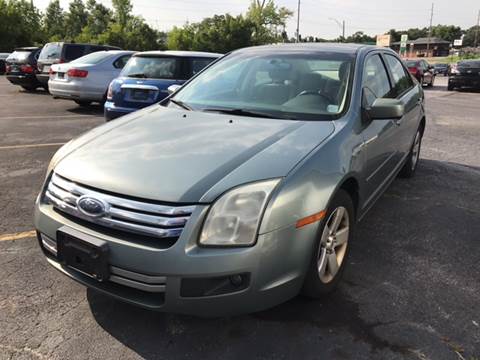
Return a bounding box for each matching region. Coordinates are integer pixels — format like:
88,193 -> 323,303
34,44 -> 425,316
48,50 -> 135,106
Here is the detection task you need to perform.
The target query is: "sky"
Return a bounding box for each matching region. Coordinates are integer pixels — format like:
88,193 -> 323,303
33,0 -> 479,40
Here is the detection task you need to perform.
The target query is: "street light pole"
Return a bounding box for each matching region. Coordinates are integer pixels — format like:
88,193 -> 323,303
329,17 -> 345,41
296,0 -> 301,43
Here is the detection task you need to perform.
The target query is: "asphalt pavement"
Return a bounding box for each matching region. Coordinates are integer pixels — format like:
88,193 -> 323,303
0,76 -> 479,360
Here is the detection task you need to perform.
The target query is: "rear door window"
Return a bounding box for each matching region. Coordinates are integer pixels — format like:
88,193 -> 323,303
64,45 -> 86,61
384,55 -> 413,97
362,54 -> 392,106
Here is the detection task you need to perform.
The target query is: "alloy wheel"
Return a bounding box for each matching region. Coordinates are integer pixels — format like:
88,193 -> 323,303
317,206 -> 350,283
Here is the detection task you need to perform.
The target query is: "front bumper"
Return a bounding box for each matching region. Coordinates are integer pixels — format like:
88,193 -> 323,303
34,196 -> 316,316
49,80 -> 105,102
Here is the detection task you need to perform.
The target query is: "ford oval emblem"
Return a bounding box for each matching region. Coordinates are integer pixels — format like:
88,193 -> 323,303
77,196 -> 108,218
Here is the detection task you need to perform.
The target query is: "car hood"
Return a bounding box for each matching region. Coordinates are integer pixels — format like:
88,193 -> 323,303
54,106 -> 335,203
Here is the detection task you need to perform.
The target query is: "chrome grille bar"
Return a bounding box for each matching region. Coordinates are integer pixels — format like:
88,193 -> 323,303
45,173 -> 195,238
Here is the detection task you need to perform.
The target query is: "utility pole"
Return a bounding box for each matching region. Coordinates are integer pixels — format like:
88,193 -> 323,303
474,9 -> 480,48
296,0 -> 301,43
426,3 -> 434,56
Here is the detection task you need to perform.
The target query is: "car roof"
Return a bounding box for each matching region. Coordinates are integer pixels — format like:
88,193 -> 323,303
134,50 -> 223,58
233,43 -> 376,55
14,47 -> 39,51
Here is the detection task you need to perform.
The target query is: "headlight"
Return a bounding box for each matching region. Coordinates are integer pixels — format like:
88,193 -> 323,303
199,179 -> 280,247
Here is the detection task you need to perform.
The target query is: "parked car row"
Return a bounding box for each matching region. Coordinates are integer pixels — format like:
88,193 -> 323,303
4,42 -> 221,121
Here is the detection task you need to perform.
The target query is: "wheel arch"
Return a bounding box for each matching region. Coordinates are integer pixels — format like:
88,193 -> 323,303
337,176 -> 360,220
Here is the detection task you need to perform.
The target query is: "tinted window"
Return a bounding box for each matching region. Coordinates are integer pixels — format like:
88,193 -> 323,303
121,56 -> 179,79
64,45 -> 85,61
384,55 -> 413,97
38,43 -> 61,61
191,58 -> 216,75
113,55 -> 132,69
71,51 -> 110,65
362,54 -> 391,106
172,52 -> 355,120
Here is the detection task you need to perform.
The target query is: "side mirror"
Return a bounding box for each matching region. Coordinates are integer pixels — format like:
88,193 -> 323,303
167,84 -> 181,95
367,98 -> 404,120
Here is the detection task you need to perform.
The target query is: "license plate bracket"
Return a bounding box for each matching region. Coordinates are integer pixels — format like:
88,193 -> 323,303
57,227 -> 110,282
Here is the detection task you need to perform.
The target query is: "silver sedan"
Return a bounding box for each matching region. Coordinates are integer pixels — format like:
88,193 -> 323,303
48,50 -> 135,106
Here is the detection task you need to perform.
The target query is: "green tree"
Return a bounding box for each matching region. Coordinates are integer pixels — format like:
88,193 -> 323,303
344,31 -> 375,44
168,15 -> 255,53
86,0 -> 111,36
65,0 -> 88,39
0,0 -> 44,51
43,0 -> 65,40
431,25 -> 462,43
462,25 -> 480,47
112,0 -> 132,30
246,0 -> 293,44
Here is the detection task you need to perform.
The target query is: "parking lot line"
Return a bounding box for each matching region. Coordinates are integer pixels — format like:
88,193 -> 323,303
0,142 -> 66,150
0,230 -> 36,242
0,114 -> 99,120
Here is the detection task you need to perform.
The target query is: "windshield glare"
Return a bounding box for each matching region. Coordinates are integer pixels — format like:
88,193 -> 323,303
121,56 -> 179,79
172,52 -> 354,120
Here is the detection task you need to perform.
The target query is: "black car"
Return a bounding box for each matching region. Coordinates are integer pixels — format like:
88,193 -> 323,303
448,60 -> 480,91
5,47 -> 42,91
36,42 -> 120,89
0,53 -> 10,74
433,63 -> 449,76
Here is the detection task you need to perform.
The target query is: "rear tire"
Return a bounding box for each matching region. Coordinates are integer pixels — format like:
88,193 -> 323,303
447,83 -> 454,91
427,76 -> 435,87
302,190 -> 355,297
74,100 -> 92,107
399,127 -> 422,178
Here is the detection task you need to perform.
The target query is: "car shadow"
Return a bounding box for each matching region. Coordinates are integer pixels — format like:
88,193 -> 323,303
18,88 -> 51,96
67,104 -> 105,116
86,158 -> 480,359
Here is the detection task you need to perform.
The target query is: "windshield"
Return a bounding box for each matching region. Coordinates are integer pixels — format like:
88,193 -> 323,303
459,61 -> 480,68
71,51 -> 110,65
406,61 -> 418,67
6,51 -> 31,63
171,51 -> 354,120
39,43 -> 61,61
121,56 -> 179,79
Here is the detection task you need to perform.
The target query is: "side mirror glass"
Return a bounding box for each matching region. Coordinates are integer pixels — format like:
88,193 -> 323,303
367,98 -> 405,120
167,84 -> 181,95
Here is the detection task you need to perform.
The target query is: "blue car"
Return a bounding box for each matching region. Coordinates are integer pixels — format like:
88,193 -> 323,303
104,51 -> 222,120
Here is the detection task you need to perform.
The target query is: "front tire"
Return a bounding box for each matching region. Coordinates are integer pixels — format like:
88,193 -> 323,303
21,85 -> 36,92
302,190 -> 355,297
399,128 -> 422,178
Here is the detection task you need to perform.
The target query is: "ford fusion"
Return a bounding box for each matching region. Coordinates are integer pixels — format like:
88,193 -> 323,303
34,44 -> 425,316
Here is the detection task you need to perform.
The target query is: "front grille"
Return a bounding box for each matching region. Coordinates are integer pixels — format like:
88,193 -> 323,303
44,173 -> 195,240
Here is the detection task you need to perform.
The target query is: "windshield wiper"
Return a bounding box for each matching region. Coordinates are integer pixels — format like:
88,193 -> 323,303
169,98 -> 193,111
128,73 -> 147,78
202,108 -> 286,119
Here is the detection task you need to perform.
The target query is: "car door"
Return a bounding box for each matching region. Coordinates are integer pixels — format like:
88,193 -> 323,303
383,54 -> 422,159
360,53 -> 401,203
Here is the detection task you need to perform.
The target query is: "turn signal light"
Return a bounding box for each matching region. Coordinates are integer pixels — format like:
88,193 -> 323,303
67,69 -> 88,78
296,210 -> 327,228
107,82 -> 113,100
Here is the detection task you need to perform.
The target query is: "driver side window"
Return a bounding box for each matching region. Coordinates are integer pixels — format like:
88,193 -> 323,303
362,54 -> 391,107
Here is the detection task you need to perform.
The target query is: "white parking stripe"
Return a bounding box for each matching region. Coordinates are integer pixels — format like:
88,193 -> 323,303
0,114 -> 100,120
0,142 -> 66,150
